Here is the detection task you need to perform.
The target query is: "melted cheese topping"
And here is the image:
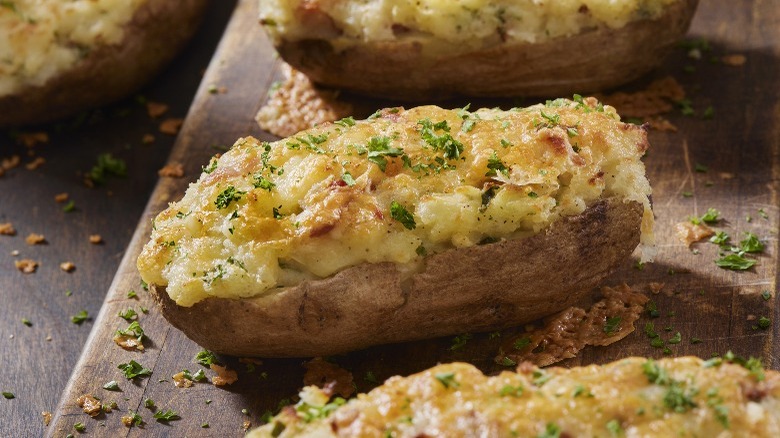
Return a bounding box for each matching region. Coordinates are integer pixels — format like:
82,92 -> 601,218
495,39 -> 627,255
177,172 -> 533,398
248,357 -> 780,437
0,0 -> 145,96
259,0 -> 679,53
138,100 -> 653,307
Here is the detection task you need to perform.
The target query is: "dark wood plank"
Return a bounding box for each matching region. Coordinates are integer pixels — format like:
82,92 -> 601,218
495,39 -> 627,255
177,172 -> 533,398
48,0 -> 779,436
0,1 -> 237,436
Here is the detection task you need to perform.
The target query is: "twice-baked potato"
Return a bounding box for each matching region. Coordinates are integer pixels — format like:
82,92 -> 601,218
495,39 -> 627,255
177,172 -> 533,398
248,356 -> 780,437
139,98 -> 654,357
0,0 -> 208,127
258,0 -> 699,100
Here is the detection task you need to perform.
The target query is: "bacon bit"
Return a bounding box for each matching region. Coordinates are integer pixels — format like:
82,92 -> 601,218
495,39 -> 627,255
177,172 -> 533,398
16,132 -> 49,148
15,259 -> 38,274
25,156 -> 46,170
675,221 -> 714,246
1,155 -> 21,171
146,102 -> 169,118
719,172 -> 735,180
303,357 -> 355,398
243,420 -> 251,431
747,314 -> 757,321
113,334 -> 144,351
76,394 -> 102,417
648,282 -> 665,294
159,118 -> 184,135
0,222 -> 16,236
25,233 -> 46,245
89,234 -> 103,244
721,54 -> 747,66
256,63 -> 353,137
647,116 -> 677,132
210,364 -> 238,386
497,284 -> 648,367
599,76 -> 685,118
142,134 -> 155,144
60,262 -> 76,272
172,372 -> 194,388
41,411 -> 52,426
54,193 -> 69,203
158,163 -> 184,178
121,415 -> 134,427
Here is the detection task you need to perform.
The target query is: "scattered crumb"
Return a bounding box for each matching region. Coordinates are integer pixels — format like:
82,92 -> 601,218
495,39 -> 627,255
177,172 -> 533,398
303,357 -> 355,398
747,314 -> 756,321
598,76 -> 685,118
719,172 -> 735,180
207,83 -> 228,94
25,156 -> 46,170
76,394 -> 102,417
54,193 -> 69,203
721,54 -> 747,66
497,284 -> 648,367
210,364 -> 238,386
2,155 -> 21,172
256,63 -> 353,137
15,259 -> 38,274
647,116 -> 677,132
675,221 -> 715,246
158,163 -> 184,178
11,250 -> 19,256
648,282 -> 665,294
0,222 -> 16,236
46,335 -> 52,341
25,233 -> 46,245
113,333 -> 144,351
142,134 -> 155,145
243,420 -> 251,431
60,262 -> 76,272
41,411 -> 52,426
16,132 -> 49,148
159,118 -> 184,135
172,372 -> 194,388
121,415 -> 134,427
89,234 -> 103,244
146,102 -> 169,118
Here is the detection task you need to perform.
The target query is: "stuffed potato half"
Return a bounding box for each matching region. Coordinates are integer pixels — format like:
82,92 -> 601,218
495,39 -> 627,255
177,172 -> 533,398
139,98 -> 654,357
259,0 -> 699,100
0,0 -> 208,127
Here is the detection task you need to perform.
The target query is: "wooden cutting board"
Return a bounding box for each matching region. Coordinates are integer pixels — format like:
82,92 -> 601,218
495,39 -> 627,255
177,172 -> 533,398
48,0 -> 779,436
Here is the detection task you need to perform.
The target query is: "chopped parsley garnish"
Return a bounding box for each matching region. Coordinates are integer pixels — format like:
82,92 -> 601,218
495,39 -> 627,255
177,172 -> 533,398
513,337 -> 531,350
253,174 -> 276,191
417,119 -> 464,160
715,254 -> 756,270
365,136 -> 403,171
532,370 -> 551,386
195,349 -> 219,367
73,422 -> 86,432
434,372 -> 459,389
603,316 -> 622,334
21,318 -> 31,327
118,308 -> 137,322
739,232 -> 764,253
334,116 -> 355,127
127,289 -> 137,299
499,356 -> 517,367
180,369 -> 207,382
485,152 -> 509,177
102,381 -> 120,391
2,392 -> 14,399
606,419 -> 623,437
710,231 -> 730,245
538,110 -> 561,128
272,206 -> 284,219
144,398 -> 155,409
127,411 -> 143,427
664,382 -> 698,413
449,333 -> 472,351
341,172 -> 356,186
214,186 -> 245,209
118,360 -> 152,379
762,290 -> 772,300
62,200 -> 76,212
668,332 -> 682,344
202,157 -> 218,174
364,371 -> 378,384
694,163 -> 709,173
153,409 -> 180,422
116,321 -> 144,341
71,310 -> 89,324
757,317 -> 770,330
538,422 -> 561,438
88,153 -> 127,185
390,201 -> 416,230
699,208 -> 720,224
499,384 -> 524,397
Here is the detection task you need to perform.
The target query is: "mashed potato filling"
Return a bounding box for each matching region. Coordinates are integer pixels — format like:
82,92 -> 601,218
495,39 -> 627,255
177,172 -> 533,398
259,0 -> 679,53
0,0 -> 145,96
138,100 -> 653,306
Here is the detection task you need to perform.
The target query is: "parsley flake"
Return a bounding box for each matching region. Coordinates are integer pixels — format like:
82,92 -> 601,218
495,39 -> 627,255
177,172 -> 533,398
390,201 -> 416,230
434,372 -> 459,389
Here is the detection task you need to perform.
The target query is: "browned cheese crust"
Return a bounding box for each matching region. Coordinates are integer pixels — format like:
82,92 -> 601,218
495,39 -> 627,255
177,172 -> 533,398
151,197 -> 642,357
0,0 -> 208,127
272,0 -> 698,100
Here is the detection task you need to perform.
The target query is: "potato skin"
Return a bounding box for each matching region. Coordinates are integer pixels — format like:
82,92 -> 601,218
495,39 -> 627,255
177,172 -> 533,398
0,0 -> 208,128
273,0 -> 698,100
151,197 -> 642,358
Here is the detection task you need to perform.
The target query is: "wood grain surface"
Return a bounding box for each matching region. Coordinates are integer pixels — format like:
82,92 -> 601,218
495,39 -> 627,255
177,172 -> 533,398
46,0 -> 779,436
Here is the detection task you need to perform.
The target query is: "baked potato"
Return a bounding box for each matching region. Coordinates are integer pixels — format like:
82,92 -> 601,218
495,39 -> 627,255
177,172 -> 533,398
248,356 -> 779,437
0,0 -> 208,127
258,0 -> 699,100
139,98 -> 654,357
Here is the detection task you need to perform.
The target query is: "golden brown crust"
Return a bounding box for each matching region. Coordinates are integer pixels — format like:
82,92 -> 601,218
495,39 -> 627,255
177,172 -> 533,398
151,197 -> 642,357
0,0 -> 208,127
273,0 -> 698,100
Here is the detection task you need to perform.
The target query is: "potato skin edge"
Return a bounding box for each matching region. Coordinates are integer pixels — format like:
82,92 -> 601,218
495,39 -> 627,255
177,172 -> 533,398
0,0 -> 209,127
272,0 -> 698,100
151,197 -> 643,357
